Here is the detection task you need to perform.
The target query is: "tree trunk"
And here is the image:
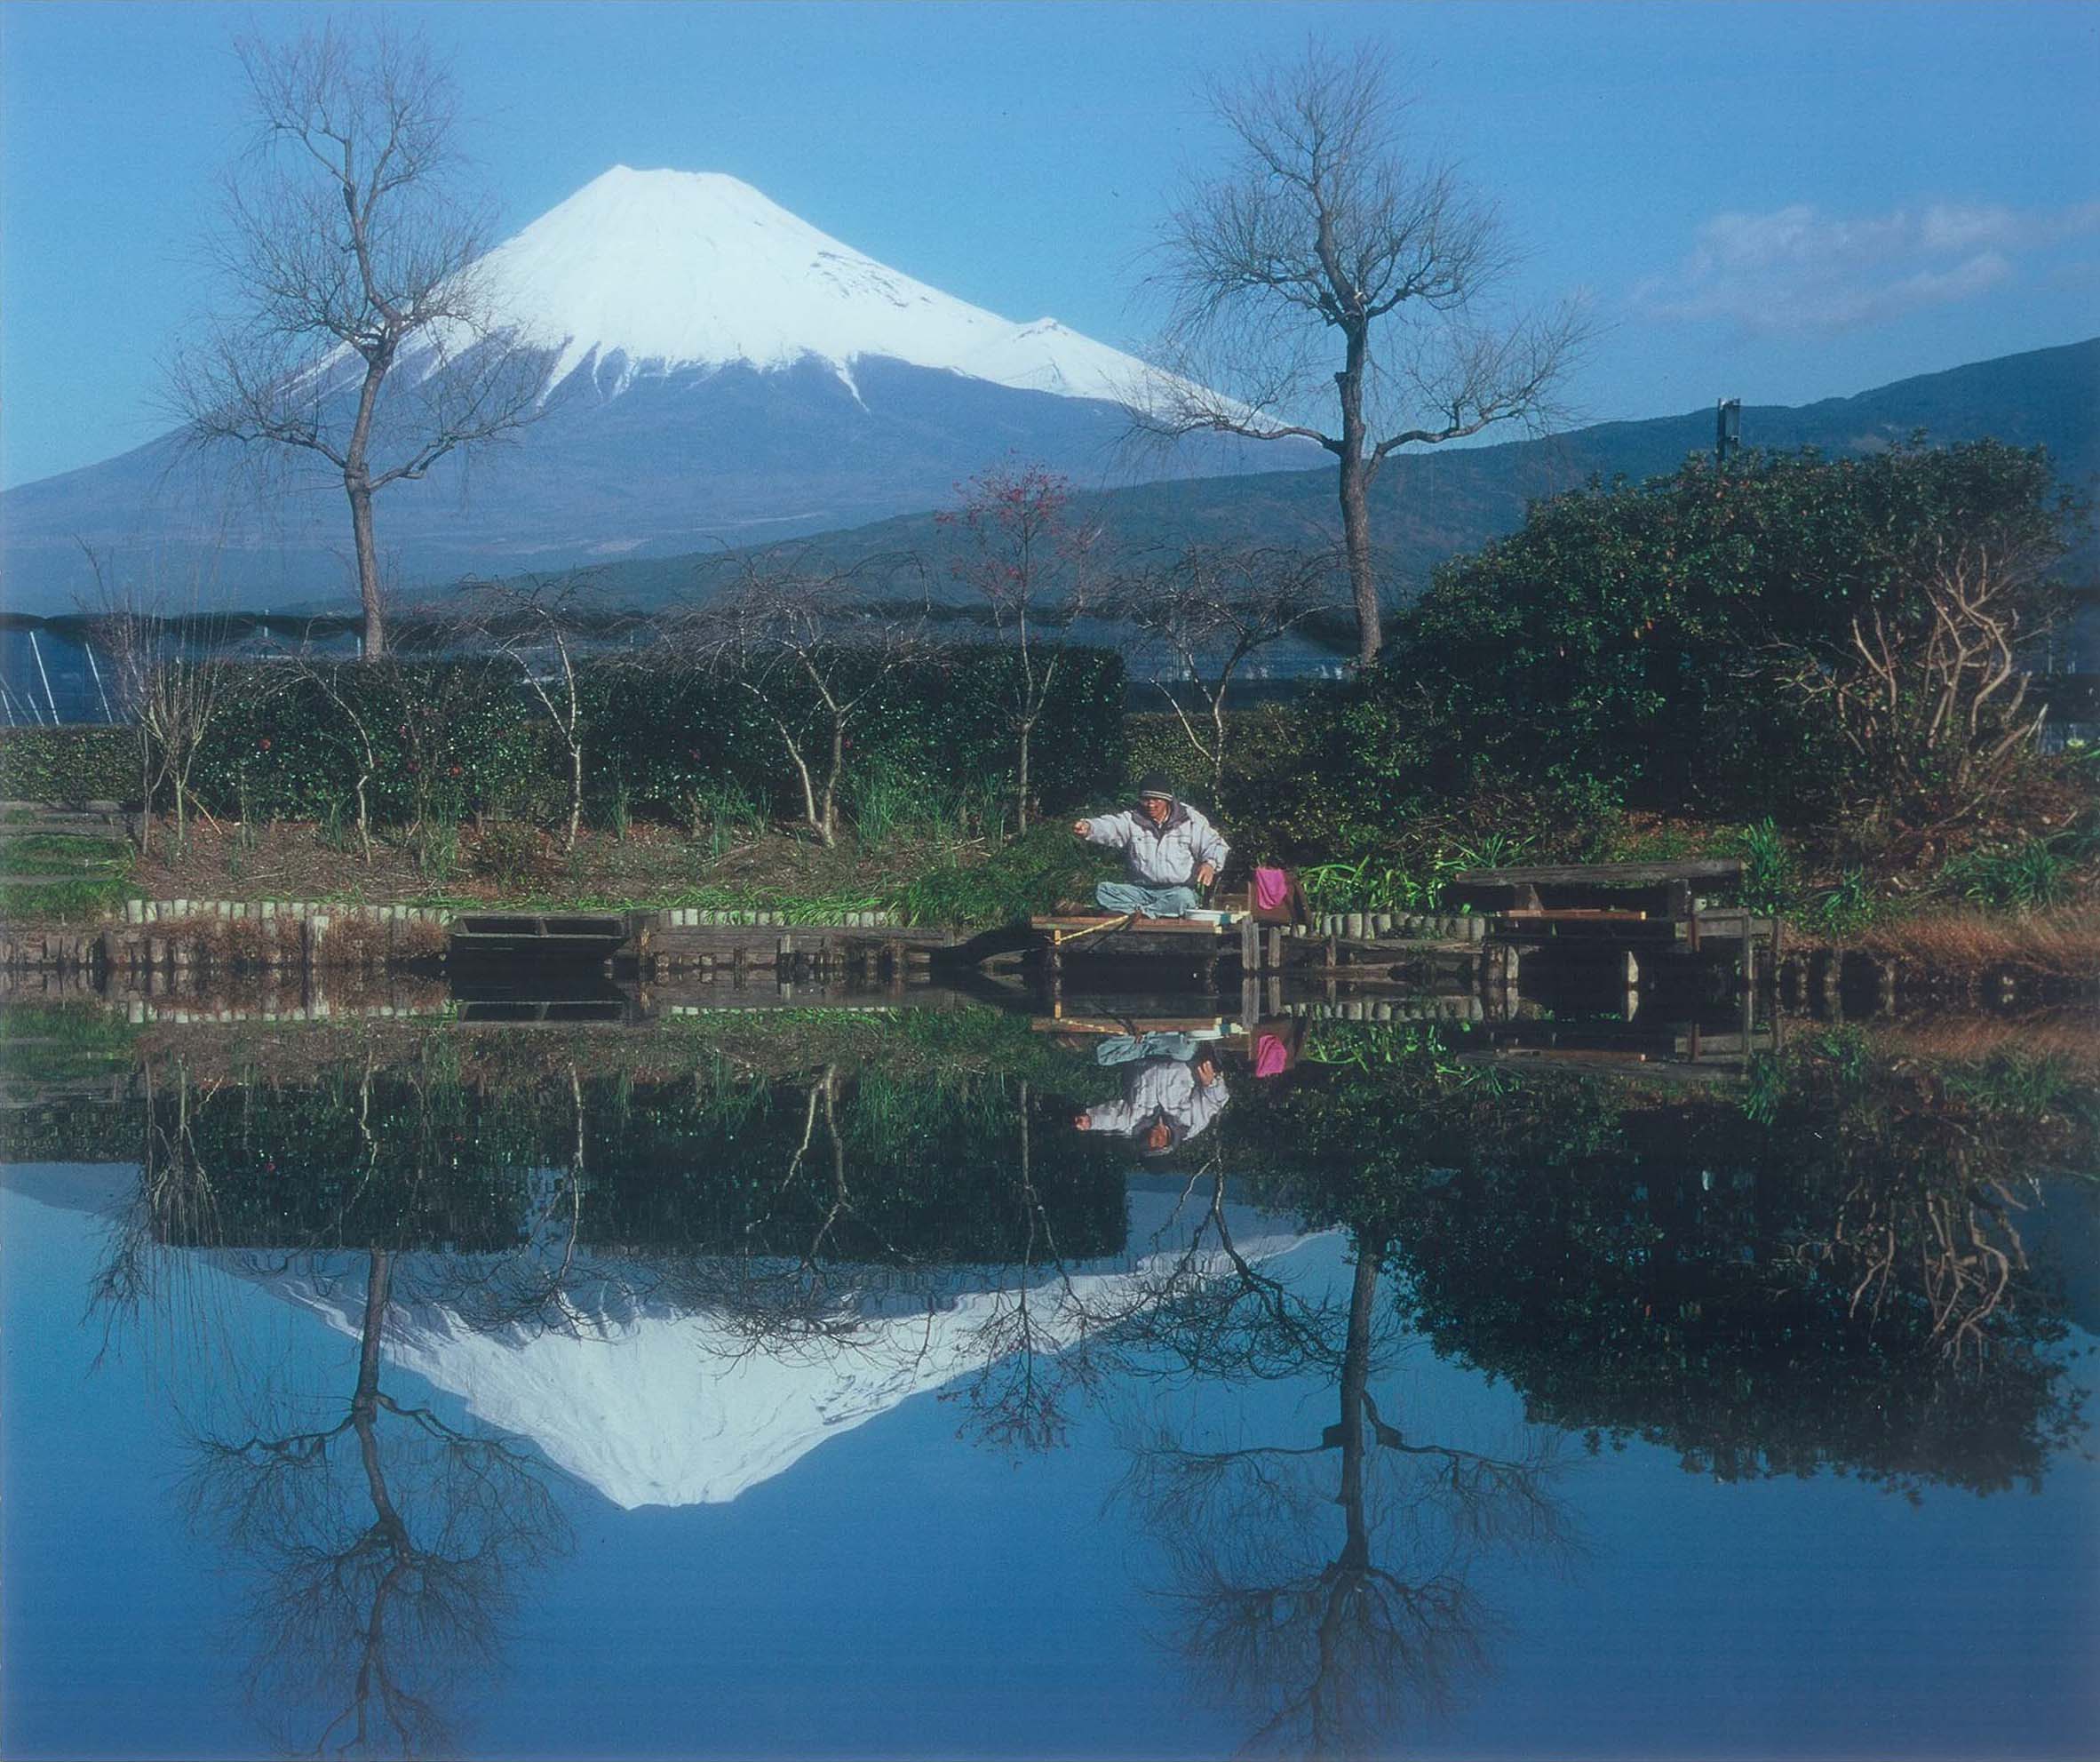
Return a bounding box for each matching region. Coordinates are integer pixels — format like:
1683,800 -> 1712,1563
565,738 -> 583,853
1335,324 -> 1380,666
346,480 -> 386,661
823,720 -> 845,847
1333,1245 -> 1380,1570
137,734 -> 155,857
355,1250 -> 393,1407
1015,707 -> 1038,833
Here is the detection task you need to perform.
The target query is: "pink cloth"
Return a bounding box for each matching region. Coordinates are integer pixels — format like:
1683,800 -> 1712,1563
1254,1032 -> 1290,1079
1253,866 -> 1292,913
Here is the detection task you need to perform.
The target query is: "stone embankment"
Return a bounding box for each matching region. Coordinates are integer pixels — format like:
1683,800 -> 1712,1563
1301,912 -> 1488,942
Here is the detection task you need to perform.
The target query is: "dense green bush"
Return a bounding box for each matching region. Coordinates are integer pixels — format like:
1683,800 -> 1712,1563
0,727 -> 136,803
1345,439 -> 2078,829
175,644 -> 1126,832
197,661 -> 545,826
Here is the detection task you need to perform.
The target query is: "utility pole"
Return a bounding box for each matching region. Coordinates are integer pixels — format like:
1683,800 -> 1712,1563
1715,397 -> 1742,466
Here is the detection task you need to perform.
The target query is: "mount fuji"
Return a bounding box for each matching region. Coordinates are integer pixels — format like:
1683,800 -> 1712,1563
1,167 -> 1291,612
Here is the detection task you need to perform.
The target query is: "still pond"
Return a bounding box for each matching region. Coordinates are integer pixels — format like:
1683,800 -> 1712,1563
3,993 -> 2096,1758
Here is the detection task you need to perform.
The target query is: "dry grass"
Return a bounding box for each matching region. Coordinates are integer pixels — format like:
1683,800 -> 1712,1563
1865,1010 -> 2100,1078
128,910 -> 449,969
1843,905 -> 2100,978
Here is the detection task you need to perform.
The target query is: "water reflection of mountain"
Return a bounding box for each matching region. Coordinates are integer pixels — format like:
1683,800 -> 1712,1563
249,1184 -> 1318,1510
15,1009 -> 2094,1504
6,1002 -> 2096,1761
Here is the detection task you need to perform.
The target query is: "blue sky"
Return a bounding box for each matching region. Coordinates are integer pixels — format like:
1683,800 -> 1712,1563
3,0 -> 2096,488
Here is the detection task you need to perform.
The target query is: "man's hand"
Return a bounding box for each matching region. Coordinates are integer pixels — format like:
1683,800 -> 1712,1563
1073,819 -> 1091,839
1072,1111 -> 1093,1130
1193,1056 -> 1219,1088
1196,861 -> 1216,888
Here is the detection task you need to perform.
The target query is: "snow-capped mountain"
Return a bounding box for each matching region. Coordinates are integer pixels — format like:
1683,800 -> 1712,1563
471,166 -> 1152,405
2,167 -> 1284,611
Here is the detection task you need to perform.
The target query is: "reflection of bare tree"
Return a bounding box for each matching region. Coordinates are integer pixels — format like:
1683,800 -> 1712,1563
89,1061 -> 225,1333
394,1064 -> 620,1338
951,1083 -> 1100,1453
1792,1159 -> 2034,1361
1115,1240 -> 1572,1760
87,1062 -> 576,1758
183,1248 -> 569,1758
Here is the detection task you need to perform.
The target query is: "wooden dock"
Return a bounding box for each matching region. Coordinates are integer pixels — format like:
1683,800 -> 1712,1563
1024,911 -> 1301,999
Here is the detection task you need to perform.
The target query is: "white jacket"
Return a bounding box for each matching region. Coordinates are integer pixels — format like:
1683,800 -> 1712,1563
1083,1060 -> 1229,1144
1085,801 -> 1229,888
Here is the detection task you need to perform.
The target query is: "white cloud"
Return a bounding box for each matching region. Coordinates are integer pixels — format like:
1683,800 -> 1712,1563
1634,198 -> 2100,335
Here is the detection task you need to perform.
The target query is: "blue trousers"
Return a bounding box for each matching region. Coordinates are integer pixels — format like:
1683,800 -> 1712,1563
1096,881 -> 1198,919
1095,1032 -> 1200,1066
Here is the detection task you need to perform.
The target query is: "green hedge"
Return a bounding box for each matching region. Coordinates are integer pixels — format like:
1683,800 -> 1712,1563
0,727 -> 136,804
581,644 -> 1126,822
114,645 -> 1125,830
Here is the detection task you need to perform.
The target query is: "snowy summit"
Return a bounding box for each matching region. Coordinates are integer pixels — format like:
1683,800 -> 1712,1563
473,165 -> 1149,405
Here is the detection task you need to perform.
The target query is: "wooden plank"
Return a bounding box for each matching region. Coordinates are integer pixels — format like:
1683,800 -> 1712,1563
1032,1015 -> 1230,1035
1030,915 -> 1231,937
1454,858 -> 1745,887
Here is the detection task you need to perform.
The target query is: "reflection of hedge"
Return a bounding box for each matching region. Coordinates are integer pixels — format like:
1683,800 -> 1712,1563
159,1073 -> 551,1252
0,1099 -> 139,1163
169,647 -> 1126,826
149,1069 -> 1126,1262
575,1076 -> 1125,1262
0,727 -> 136,804
1214,1039 -> 2088,1495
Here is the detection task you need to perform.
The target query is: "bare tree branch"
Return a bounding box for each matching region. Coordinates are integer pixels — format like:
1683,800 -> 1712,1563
166,19 -> 552,660
1126,37 -> 1590,664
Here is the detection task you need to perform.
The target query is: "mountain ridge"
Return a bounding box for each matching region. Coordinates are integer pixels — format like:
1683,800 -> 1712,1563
536,335 -> 2100,612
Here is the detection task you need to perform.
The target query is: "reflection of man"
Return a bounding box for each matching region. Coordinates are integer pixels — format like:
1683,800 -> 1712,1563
1072,775 -> 1229,919
1073,1034 -> 1229,1153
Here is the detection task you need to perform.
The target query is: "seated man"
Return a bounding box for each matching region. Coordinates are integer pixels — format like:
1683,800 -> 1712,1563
1072,1040 -> 1229,1155
1072,774 -> 1230,919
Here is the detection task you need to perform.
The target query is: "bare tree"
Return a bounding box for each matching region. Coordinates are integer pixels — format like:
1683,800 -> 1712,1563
450,574 -> 614,853
282,649 -> 385,864
685,551 -> 928,848
1130,39 -> 1587,665
1115,544 -> 1340,805
80,547 -> 243,857
169,19 -> 549,661
938,464 -> 1105,830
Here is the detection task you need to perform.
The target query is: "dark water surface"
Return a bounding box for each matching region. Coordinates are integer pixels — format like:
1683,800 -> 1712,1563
3,998 -> 2096,1759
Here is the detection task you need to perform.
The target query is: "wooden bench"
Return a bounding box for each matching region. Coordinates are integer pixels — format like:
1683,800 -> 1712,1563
1449,857 -> 1745,920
